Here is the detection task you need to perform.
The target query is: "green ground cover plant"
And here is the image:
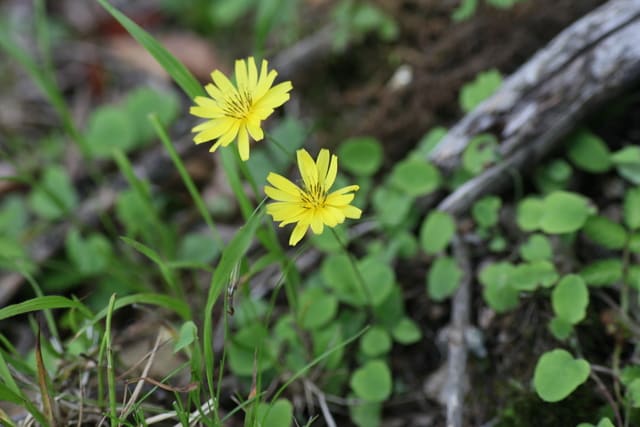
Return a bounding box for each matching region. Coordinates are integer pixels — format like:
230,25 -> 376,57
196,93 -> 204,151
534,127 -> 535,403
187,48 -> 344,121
2,0 -> 640,426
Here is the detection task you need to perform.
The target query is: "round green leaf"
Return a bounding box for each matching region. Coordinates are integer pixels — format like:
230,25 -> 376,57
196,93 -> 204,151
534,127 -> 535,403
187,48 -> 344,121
298,287 -> 338,330
65,229 -> 112,274
624,187 -> 640,230
349,399 -> 381,427
549,316 -> 573,341
533,349 -> 590,402
360,326 -> 392,357
552,274 -> 588,324
227,324 -> 275,376
540,191 -> 592,234
391,317 -> 422,344
516,197 -> 544,231
479,262 -> 519,312
256,399 -> 293,427
372,186 -> 412,226
566,130 -> 611,173
459,69 -> 502,113
86,106 -> 136,157
582,215 -> 627,250
174,321 -> 198,353
462,134 -> 499,174
627,378 -> 640,408
29,165 -> 78,220
389,159 -> 441,197
338,137 -> 383,177
124,87 -> 179,143
580,259 -> 623,287
534,159 -> 572,193
519,234 -> 552,262
322,254 -> 393,307
350,360 -> 392,402
612,146 -> 640,184
359,256 -> 395,306
420,211 -> 455,254
312,323 -> 344,369
427,256 -> 462,301
511,261 -> 558,291
472,196 -> 501,228
413,127 -> 447,157
176,233 -> 221,264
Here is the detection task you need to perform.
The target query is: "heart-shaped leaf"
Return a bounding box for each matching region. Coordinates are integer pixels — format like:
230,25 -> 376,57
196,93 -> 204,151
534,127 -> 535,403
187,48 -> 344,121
533,349 -> 590,402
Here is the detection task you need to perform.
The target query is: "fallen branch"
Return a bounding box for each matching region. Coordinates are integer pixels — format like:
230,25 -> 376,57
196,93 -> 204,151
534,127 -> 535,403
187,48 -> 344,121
430,0 -> 640,215
441,234 -> 472,427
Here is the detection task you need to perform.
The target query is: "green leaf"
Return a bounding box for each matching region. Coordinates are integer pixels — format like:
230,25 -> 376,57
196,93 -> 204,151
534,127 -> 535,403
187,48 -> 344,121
208,0 -> 253,26
540,191 -> 592,234
65,229 -> 112,274
519,234 -> 552,262
176,232 -> 221,264
533,349 -> 590,402
391,317 -> 422,344
479,262 -> 519,312
580,259 -> 623,287
459,69 -> 502,112
534,159 -> 572,193
462,134 -> 499,174
227,324 -> 276,376
630,232 -> 640,254
338,137 -> 384,177
29,165 -> 78,220
389,159 -> 441,197
96,0 -> 203,99
350,360 -> 392,402
420,211 -> 455,254
624,187 -> 640,230
311,224 -> 348,253
124,87 -> 179,143
472,196 -> 501,228
412,127 -> 447,158
0,196 -> 27,239
298,287 -> 338,330
549,316 -> 573,341
256,399 -> 293,427
372,186 -> 413,227
322,254 -> 393,307
511,261 -> 558,291
627,378 -> 640,408
0,296 -> 91,321
174,321 -> 197,353
629,265 -> 640,291
452,0 -> 478,21
516,197 -> 544,231
582,215 -> 627,249
312,322 -> 345,370
350,399 -> 381,427
360,326 -> 392,357
85,106 -> 136,157
427,256 -> 462,301
611,146 -> 640,184
552,275 -> 588,324
566,130 -> 611,173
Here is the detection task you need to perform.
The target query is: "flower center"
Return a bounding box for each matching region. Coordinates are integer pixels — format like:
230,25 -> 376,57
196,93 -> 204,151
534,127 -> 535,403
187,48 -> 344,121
222,89 -> 253,119
301,183 -> 327,208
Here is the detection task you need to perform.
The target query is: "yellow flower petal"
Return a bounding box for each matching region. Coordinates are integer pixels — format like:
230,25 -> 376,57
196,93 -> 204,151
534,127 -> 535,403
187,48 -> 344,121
266,173 -> 303,197
265,186 -> 300,202
297,149 -> 318,190
289,218 -> 310,246
237,126 -> 250,160
190,57 -> 291,161
342,205 -> 362,219
325,154 -> 338,189
316,149 -> 330,186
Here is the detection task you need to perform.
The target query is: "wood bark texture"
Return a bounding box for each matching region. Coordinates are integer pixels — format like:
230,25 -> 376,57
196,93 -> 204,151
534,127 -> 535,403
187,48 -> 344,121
431,0 -> 640,215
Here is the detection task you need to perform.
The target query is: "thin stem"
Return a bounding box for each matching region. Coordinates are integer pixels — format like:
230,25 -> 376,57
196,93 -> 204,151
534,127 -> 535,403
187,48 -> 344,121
329,228 -> 373,311
151,115 -> 224,248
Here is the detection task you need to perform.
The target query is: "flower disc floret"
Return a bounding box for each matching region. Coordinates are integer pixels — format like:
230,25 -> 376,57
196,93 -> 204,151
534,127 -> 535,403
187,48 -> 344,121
265,148 -> 362,246
190,57 -> 292,161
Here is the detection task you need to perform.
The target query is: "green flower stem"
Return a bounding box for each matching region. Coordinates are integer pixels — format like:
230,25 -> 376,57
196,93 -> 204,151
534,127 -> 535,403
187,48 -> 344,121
330,228 -> 374,310
221,149 -> 254,219
151,114 -> 224,249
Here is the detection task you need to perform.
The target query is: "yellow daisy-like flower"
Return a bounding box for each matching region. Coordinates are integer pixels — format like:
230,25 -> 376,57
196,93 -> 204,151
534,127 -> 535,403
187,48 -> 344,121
190,57 -> 292,161
265,148 -> 362,246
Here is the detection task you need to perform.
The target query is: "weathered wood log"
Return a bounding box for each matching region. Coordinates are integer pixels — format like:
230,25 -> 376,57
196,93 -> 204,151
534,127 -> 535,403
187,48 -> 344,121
431,0 -> 640,216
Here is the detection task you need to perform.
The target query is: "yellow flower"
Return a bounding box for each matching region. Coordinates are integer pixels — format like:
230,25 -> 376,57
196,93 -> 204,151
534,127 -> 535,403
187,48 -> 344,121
265,148 -> 362,246
190,57 -> 292,161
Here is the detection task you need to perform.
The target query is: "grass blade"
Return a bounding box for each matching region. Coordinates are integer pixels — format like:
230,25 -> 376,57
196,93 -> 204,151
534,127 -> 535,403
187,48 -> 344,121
94,0 -> 203,99
0,296 -> 91,321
